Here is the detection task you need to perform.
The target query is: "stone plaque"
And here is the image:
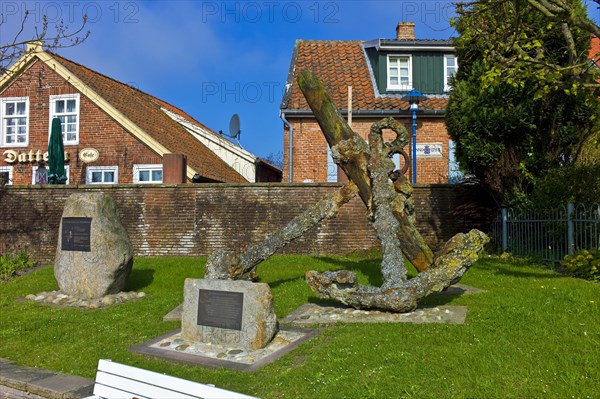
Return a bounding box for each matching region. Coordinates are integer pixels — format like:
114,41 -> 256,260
197,289 -> 243,330
61,217 -> 92,252
182,279 -> 277,351
55,193 -> 133,299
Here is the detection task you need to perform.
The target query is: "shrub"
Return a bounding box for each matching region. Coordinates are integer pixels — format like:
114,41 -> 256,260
561,248 -> 600,281
531,164 -> 600,209
0,244 -> 37,280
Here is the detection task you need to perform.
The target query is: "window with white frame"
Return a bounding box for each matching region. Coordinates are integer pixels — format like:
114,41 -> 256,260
49,94 -> 80,144
133,164 -> 163,183
326,147 -> 337,182
387,55 -> 412,91
444,54 -> 457,92
1,97 -> 29,147
0,166 -> 13,185
32,165 -> 70,185
448,140 -> 464,184
86,166 -> 118,184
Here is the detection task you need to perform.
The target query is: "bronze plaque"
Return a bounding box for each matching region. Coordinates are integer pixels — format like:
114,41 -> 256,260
61,217 -> 92,252
197,289 -> 244,331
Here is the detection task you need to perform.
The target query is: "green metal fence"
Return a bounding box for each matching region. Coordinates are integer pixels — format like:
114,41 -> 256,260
491,204 -> 600,262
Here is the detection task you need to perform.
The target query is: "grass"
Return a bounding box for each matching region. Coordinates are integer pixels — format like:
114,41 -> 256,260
0,253 -> 598,399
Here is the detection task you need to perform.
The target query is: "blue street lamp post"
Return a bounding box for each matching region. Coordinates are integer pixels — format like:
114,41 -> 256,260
402,89 -> 427,184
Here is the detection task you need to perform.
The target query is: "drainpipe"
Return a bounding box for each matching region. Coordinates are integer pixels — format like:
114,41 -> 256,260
280,110 -> 293,183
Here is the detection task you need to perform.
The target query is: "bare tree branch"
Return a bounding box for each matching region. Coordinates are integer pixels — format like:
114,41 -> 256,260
0,11 -> 89,75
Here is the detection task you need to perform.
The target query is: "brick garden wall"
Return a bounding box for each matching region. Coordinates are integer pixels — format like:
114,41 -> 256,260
283,117 -> 451,184
0,183 -> 493,266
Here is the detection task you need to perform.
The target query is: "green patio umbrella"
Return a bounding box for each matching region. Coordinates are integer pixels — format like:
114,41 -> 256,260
48,117 -> 67,184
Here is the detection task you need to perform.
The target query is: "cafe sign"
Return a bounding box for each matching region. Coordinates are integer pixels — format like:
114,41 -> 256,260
79,148 -> 99,163
3,149 -> 70,163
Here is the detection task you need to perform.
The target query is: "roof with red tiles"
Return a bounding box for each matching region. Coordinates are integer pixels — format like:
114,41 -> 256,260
281,40 -> 448,112
591,35 -> 600,66
45,53 -> 247,183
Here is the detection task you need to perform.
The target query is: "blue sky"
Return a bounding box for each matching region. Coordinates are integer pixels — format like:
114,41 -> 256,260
2,1 -> 599,160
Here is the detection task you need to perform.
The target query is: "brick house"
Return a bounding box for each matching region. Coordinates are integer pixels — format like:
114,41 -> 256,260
280,22 -> 460,184
591,35 -> 600,80
0,43 -> 280,186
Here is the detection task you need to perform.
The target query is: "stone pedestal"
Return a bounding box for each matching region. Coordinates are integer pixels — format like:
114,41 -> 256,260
182,279 -> 277,351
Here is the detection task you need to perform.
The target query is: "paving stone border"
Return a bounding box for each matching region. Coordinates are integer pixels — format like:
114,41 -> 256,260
130,327 -> 318,372
22,290 -> 146,309
0,358 -> 93,399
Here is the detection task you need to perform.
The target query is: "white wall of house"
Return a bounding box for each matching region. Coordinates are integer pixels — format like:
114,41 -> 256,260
162,108 -> 257,182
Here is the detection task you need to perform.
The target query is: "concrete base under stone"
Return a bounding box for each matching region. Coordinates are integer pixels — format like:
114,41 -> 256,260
22,290 -> 146,309
435,283 -> 486,296
163,304 -> 183,321
281,304 -> 468,325
279,283 -> 483,325
130,327 -> 317,372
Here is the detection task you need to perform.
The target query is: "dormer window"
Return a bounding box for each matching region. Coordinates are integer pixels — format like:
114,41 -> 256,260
387,55 -> 412,91
444,54 -> 457,92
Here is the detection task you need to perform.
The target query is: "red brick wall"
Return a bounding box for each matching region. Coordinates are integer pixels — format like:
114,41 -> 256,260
283,116 -> 451,184
1,59 -> 162,185
0,183 -> 493,266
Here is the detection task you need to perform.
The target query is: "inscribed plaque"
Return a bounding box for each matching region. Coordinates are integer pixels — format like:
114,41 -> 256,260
197,289 -> 244,330
61,217 -> 92,252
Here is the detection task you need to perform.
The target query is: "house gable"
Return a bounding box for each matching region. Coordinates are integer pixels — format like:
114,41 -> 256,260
1,45 -> 248,183
47,53 -> 247,183
1,58 -> 164,185
281,40 -> 449,113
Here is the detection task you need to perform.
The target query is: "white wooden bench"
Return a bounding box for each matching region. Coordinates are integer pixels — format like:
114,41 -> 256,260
85,359 -> 258,399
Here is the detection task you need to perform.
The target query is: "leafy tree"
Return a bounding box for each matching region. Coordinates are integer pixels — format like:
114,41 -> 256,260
446,0 -> 600,206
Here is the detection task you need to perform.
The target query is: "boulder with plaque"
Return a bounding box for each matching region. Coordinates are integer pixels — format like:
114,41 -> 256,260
54,192 -> 133,299
181,279 -> 277,351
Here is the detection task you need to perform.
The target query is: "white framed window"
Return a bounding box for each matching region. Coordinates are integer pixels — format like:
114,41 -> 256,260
32,165 -> 70,185
444,54 -> 457,92
0,166 -> 13,185
86,166 -> 118,184
1,97 -> 29,147
133,164 -> 163,183
49,94 -> 80,145
387,55 -> 412,91
326,147 -> 337,183
448,140 -> 464,184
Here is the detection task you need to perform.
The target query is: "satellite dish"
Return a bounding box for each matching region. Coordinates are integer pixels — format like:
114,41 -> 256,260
218,114 -> 242,146
229,114 -> 241,142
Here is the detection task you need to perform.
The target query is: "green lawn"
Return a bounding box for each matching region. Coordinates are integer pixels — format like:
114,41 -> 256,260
0,254 -> 598,399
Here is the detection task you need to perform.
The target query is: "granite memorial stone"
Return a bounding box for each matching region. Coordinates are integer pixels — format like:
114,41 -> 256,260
182,279 -> 277,351
54,192 -> 133,299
